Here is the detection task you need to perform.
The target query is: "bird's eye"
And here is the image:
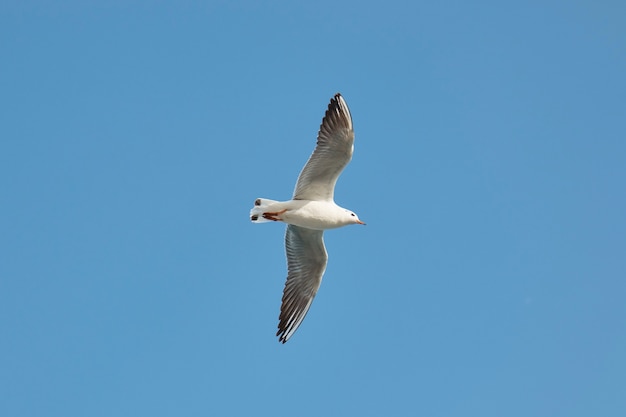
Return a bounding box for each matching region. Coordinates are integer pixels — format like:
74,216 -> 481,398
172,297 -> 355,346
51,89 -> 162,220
351,213 -> 355,217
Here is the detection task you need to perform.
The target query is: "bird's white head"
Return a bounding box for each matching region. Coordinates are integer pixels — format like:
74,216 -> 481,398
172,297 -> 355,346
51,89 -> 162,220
345,209 -> 365,225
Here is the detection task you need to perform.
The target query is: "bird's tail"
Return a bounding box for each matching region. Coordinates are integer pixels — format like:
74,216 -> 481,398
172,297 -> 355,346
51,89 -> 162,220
250,198 -> 281,223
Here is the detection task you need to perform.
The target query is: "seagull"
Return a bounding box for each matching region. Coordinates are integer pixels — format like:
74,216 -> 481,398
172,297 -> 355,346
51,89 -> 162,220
250,93 -> 365,343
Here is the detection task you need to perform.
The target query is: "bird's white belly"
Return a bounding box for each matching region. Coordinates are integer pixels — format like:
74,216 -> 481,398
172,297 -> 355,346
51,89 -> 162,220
282,200 -> 345,230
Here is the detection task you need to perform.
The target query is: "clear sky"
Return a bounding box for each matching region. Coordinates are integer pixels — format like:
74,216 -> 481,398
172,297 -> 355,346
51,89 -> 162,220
1,1 -> 625,416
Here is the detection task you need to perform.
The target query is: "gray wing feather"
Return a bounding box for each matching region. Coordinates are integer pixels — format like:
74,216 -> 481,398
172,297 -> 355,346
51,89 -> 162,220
292,93 -> 354,201
277,225 -> 328,343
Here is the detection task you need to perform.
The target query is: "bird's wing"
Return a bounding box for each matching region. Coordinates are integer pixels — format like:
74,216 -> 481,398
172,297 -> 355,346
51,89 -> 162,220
292,93 -> 354,202
277,225 -> 328,343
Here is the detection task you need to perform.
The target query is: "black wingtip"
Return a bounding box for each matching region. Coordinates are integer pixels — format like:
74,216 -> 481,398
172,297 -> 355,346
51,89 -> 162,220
322,92 -> 352,132
276,329 -> 288,344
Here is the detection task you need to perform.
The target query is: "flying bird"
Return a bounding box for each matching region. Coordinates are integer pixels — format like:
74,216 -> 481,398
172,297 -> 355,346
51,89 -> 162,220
250,93 -> 365,343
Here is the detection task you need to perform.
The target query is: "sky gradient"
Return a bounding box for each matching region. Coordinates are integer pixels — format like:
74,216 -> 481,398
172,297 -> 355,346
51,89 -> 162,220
2,1 -> 625,416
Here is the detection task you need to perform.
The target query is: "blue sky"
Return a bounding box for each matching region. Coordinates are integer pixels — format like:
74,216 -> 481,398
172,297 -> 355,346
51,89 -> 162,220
1,1 -> 625,416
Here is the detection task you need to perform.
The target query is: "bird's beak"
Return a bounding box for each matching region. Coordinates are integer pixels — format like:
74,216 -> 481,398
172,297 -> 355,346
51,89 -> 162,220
356,220 -> 366,225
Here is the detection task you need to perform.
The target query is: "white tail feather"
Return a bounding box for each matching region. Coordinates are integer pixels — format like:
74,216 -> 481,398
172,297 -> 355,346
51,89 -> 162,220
250,198 -> 280,223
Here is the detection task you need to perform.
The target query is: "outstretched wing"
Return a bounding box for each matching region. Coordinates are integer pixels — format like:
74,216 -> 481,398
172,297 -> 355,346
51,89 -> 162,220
292,93 -> 354,202
277,225 -> 328,343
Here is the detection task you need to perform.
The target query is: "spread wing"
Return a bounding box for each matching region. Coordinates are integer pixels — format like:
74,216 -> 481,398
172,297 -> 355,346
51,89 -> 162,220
277,225 -> 328,343
292,93 -> 354,202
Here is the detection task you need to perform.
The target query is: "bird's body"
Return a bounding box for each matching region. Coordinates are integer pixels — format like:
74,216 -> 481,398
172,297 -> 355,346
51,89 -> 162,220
251,198 -> 359,230
250,93 -> 364,343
